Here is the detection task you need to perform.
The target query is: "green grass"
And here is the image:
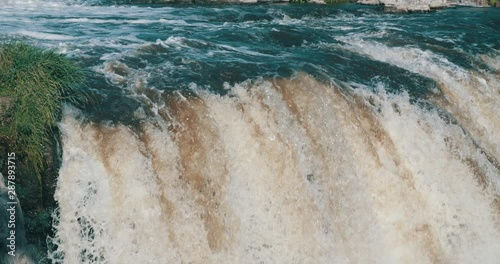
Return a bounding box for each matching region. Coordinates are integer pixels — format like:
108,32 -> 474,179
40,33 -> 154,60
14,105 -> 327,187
0,42 -> 85,183
326,0 -> 351,3
289,0 -> 352,3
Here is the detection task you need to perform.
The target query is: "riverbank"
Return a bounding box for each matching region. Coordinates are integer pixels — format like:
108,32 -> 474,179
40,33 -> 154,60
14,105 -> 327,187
0,42 -> 85,263
357,0 -> 497,12
130,0 -> 498,11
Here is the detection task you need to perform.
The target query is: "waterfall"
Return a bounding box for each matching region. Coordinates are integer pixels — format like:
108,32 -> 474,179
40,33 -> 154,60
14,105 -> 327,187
50,72 -> 499,263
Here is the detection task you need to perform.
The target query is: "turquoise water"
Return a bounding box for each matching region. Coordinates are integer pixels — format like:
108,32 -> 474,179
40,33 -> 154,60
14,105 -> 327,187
1,3 -> 498,120
1,2 -> 499,263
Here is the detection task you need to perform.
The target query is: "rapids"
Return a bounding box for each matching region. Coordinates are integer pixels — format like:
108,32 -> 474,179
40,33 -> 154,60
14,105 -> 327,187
0,1 -> 499,263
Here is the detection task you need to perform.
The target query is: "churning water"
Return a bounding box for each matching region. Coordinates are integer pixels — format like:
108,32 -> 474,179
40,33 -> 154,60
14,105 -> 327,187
1,1 -> 499,263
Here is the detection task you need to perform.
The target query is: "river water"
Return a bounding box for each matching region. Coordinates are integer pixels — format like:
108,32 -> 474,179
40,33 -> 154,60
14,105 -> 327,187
1,1 -> 499,263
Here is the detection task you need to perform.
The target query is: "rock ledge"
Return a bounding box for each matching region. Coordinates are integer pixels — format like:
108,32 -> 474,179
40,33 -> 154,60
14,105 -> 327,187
357,0 -> 493,12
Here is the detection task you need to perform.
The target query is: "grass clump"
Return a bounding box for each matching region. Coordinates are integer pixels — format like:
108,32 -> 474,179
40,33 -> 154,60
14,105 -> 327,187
0,42 -> 85,183
289,0 -> 352,3
324,0 -> 352,3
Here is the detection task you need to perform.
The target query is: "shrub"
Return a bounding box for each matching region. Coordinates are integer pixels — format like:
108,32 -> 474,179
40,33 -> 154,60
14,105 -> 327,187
0,42 -> 85,183
324,0 -> 352,3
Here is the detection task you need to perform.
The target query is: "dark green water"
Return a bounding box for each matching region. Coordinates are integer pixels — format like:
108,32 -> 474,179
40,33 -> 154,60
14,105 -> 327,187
1,3 -> 498,121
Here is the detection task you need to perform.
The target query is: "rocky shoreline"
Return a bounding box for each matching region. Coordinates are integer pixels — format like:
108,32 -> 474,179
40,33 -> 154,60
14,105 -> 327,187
357,0 -> 495,12
131,0 -> 498,11
0,42 -> 85,264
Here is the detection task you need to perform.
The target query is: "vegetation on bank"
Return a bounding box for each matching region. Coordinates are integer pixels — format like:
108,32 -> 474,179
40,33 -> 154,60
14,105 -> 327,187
0,42 -> 87,263
283,0 -> 353,3
132,0 -> 355,4
323,0 -> 353,3
0,42 -> 85,183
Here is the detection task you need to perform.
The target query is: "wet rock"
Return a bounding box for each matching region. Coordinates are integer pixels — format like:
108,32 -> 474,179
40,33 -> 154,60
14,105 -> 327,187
358,0 -> 491,12
384,3 -> 431,12
0,174 -> 36,264
357,0 -> 381,4
307,173 -> 315,183
449,0 -> 489,7
0,134 -> 60,264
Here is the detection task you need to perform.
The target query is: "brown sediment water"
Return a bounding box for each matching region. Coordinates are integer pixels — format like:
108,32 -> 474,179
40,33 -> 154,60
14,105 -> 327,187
51,72 -> 500,264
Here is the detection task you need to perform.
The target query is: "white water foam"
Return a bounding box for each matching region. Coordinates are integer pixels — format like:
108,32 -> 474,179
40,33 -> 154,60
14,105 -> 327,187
17,30 -> 77,41
336,38 -> 500,164
50,73 -> 500,263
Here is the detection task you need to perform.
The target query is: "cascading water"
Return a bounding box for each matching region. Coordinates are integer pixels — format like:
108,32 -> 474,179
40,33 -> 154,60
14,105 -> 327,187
0,1 -> 498,263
